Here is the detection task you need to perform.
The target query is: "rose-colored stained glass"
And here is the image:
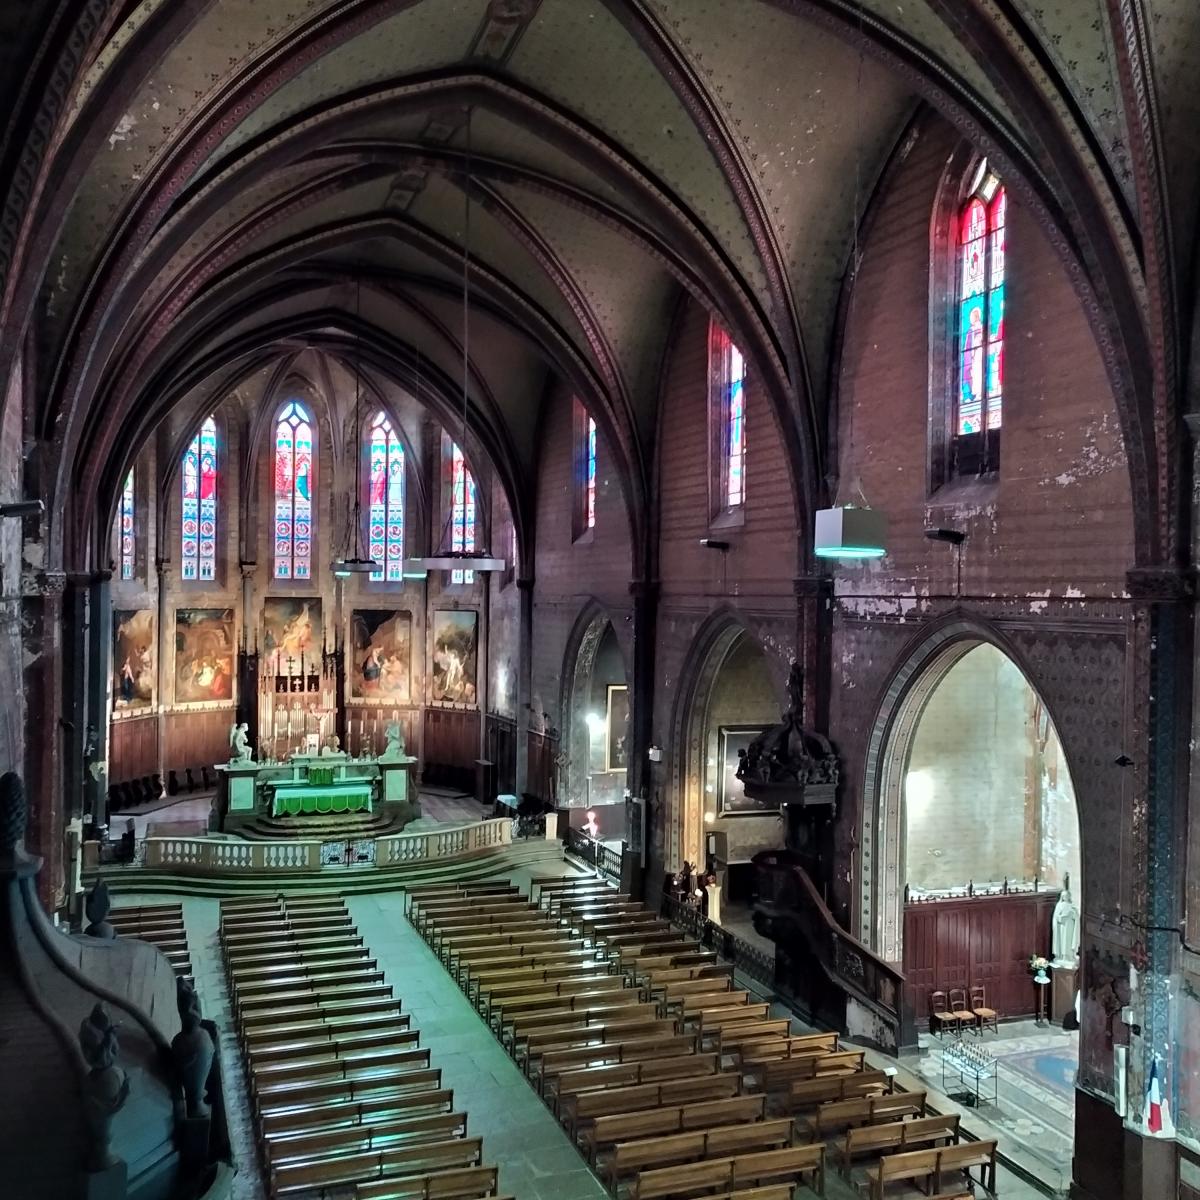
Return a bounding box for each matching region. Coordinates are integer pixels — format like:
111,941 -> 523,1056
367,411 -> 405,581
957,173 -> 1006,436
181,416 -> 217,580
274,401 -> 314,579
119,472 -> 135,580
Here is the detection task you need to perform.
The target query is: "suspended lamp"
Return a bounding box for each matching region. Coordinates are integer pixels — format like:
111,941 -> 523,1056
410,107 -> 506,578
813,504 -> 887,560
332,279 -> 377,578
813,30 -> 887,564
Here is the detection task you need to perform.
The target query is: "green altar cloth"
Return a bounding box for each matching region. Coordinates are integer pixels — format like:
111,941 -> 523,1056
271,783 -> 373,817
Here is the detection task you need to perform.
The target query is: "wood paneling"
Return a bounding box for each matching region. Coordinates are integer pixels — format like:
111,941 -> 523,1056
109,715 -> 159,781
902,891 -> 1058,1022
164,707 -> 235,771
486,713 -> 517,796
527,730 -> 559,803
422,707 -> 480,791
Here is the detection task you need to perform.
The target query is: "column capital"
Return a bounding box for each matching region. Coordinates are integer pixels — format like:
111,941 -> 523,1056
22,569 -> 67,598
240,560 -> 258,579
1126,566 -> 1194,603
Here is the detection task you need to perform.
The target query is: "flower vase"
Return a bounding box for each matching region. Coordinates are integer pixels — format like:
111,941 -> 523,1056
1033,967 -> 1050,985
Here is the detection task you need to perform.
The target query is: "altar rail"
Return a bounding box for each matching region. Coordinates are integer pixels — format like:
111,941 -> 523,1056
143,817 -> 513,874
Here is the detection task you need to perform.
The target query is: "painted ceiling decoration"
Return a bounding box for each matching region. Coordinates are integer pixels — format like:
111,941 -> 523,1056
0,0 -> 1196,578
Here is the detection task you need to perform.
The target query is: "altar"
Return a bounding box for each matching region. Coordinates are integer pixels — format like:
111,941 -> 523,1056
216,749 -> 417,829
270,781 -> 373,817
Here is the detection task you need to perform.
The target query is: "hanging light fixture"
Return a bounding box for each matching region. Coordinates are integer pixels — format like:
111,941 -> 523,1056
409,107 -> 504,576
332,279 -> 377,578
813,16 -> 887,562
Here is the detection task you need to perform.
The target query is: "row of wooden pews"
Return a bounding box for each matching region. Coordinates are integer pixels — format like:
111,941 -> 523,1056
542,880 -> 997,1200
413,874 -> 1000,1200
219,893 -> 509,1200
109,901 -> 193,976
408,876 -> 825,1199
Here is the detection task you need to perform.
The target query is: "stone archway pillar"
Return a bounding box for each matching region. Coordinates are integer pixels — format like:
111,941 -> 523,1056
22,569 -> 66,912
625,579 -> 658,900
515,578 -> 534,796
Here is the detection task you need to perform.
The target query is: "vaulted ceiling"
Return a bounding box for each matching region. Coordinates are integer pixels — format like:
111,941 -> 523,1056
2,0 -> 1194,574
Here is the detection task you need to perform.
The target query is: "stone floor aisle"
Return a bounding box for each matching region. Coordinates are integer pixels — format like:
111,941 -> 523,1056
347,890 -> 608,1200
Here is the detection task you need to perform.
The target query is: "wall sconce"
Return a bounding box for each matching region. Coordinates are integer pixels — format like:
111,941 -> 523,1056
648,745 -> 663,763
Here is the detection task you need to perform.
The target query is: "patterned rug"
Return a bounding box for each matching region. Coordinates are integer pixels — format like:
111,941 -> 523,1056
996,1046 -> 1078,1100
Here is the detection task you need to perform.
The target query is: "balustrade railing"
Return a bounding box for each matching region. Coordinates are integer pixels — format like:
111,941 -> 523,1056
141,817 -> 512,874
658,891 -> 776,988
565,827 -> 623,884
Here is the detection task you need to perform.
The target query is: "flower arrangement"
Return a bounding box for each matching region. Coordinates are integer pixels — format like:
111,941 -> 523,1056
1028,955 -> 1050,973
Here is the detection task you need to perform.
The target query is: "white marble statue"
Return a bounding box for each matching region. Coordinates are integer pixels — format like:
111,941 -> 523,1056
229,722 -> 253,764
1052,885 -> 1079,966
381,719 -> 406,761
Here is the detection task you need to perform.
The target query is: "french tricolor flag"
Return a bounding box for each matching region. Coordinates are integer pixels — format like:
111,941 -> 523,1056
1145,1056 -> 1175,1137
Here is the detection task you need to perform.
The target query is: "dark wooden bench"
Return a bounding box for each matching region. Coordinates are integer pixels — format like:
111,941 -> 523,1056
866,1139 -> 997,1200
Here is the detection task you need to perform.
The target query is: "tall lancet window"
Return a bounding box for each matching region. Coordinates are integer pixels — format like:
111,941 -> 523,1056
181,416 -> 217,581
709,321 -> 746,513
119,470 -> 135,581
367,411 -> 405,581
446,437 -> 476,584
955,162 -> 1006,470
273,401 -> 315,579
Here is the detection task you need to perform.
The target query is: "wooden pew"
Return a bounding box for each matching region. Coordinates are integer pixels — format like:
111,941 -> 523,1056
226,938 -> 368,968
254,1067 -> 444,1119
270,1134 -> 483,1197
630,1143 -> 825,1199
265,1109 -> 469,1166
236,980 -> 395,1017
604,1117 -> 794,1191
798,1088 -> 926,1139
250,1046 -> 432,1095
866,1139 -> 997,1200
234,965 -> 386,1003
536,1032 -> 700,1094
838,1113 -> 959,1175
788,1070 -> 892,1113
240,996 -> 405,1033
709,1021 -> 798,1057
521,1017 -> 680,1073
260,1086 -> 455,1139
749,1049 -> 865,1092
502,996 -> 650,1052
564,1072 -> 742,1142
585,1093 -> 766,1163
247,1025 -> 421,1066
549,1051 -> 722,1111
354,1164 -> 502,1199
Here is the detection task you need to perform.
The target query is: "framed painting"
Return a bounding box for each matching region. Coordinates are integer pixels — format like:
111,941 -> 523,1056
431,609 -> 477,704
351,609 -> 412,702
605,684 -> 630,773
262,597 -> 323,674
174,608 -> 235,703
113,609 -> 154,710
717,725 -> 774,816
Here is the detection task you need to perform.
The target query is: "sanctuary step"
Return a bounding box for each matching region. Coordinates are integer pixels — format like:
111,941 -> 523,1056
237,804 -> 413,842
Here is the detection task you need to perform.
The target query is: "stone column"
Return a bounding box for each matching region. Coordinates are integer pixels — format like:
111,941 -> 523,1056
86,572 -> 112,835
514,577 -> 533,796
624,579 -> 659,899
22,569 -> 66,911
1121,566 -> 1191,1196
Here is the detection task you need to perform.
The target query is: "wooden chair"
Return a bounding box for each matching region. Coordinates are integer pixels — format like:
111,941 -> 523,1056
949,988 -> 977,1036
971,985 -> 999,1035
928,990 -> 959,1039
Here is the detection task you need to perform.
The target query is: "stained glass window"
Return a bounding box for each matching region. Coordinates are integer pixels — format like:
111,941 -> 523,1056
449,439 -> 475,585
119,471 -> 135,581
710,322 -> 746,509
274,401 -> 314,580
957,166 -> 1005,438
585,415 -> 597,530
367,411 -> 405,581
181,416 -> 217,581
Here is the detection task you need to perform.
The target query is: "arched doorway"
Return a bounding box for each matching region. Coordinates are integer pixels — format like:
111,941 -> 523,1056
561,608 -> 629,844
673,623 -> 786,921
863,633 -> 1082,1184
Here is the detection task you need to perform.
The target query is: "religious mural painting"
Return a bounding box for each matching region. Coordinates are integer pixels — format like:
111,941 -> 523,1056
717,725 -> 772,816
113,609 -> 154,710
431,609 -> 477,705
174,608 -> 235,703
605,684 -> 630,772
262,597 -> 324,676
351,609 -> 412,702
